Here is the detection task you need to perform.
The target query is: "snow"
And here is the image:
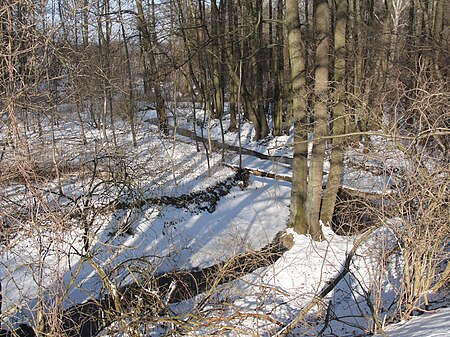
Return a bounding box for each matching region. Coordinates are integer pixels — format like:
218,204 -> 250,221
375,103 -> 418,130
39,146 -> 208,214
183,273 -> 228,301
0,106 -> 448,336
376,307 -> 450,337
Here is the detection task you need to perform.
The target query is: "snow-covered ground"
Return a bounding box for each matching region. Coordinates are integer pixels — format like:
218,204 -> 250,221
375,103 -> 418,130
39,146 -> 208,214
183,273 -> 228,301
0,106 -> 448,336
375,307 -> 450,337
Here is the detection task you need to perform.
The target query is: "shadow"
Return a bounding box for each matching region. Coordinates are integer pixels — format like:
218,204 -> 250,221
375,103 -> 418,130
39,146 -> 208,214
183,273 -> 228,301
1,109 -> 294,336
1,170 -> 291,337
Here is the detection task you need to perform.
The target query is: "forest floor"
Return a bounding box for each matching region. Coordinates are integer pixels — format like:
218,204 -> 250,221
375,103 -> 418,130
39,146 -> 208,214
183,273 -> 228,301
0,105 -> 448,336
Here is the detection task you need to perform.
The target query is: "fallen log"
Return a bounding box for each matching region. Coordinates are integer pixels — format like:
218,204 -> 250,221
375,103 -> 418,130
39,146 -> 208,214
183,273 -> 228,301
175,127 -> 293,165
224,163 -> 292,182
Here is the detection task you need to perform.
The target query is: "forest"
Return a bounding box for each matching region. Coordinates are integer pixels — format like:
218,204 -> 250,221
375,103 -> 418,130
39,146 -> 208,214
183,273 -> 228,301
0,0 -> 449,336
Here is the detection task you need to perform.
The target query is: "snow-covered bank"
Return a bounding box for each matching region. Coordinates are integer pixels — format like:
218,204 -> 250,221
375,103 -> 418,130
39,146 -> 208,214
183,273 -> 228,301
1,108 -> 448,336
376,307 -> 450,337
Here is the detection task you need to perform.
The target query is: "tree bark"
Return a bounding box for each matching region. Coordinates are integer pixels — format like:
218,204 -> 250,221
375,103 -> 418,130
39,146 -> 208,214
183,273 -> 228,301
253,0 -> 269,139
118,0 -> 137,147
287,0 -> 308,234
227,0 -> 238,131
211,0 -> 225,120
273,0 -> 285,136
321,0 -> 347,225
306,0 -> 330,240
136,0 -> 169,135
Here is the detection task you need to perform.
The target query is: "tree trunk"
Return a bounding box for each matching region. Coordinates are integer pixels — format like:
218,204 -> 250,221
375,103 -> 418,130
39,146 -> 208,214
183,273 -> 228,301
136,0 -> 169,135
273,0 -> 285,136
432,0 -> 444,79
253,0 -> 269,140
227,0 -> 238,131
306,0 -> 330,241
118,0 -> 137,147
211,0 -> 225,120
287,0 -> 308,234
320,0 -> 347,225
240,0 -> 269,141
83,0 -> 89,46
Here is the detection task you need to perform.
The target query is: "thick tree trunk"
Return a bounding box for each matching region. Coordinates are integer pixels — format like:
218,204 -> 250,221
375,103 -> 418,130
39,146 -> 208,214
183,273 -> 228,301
306,0 -> 330,241
320,0 -> 347,225
286,0 -> 308,234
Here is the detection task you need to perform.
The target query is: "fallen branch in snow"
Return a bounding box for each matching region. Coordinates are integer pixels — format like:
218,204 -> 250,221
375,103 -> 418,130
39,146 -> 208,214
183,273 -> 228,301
224,163 -> 292,182
175,127 -> 293,164
197,311 -> 284,329
274,227 -> 377,337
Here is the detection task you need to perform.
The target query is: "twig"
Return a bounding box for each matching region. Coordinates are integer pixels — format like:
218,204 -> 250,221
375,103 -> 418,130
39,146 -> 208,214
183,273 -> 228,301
318,300 -> 333,336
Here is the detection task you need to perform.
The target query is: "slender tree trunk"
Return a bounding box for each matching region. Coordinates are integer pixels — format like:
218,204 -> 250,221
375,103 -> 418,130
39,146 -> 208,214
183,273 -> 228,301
96,0 -> 109,144
118,0 -> 137,147
273,0 -> 285,136
5,3 -> 26,154
228,0 -> 238,131
104,0 -> 117,148
254,0 -> 269,139
377,0 -> 394,130
211,0 -> 225,120
76,99 -> 87,145
83,0 -> 89,46
239,0 -> 269,141
175,0 -> 202,150
229,80 -> 238,131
